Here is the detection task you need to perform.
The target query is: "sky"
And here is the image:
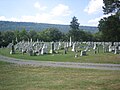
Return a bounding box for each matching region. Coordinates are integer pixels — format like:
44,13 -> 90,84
0,0 -> 111,26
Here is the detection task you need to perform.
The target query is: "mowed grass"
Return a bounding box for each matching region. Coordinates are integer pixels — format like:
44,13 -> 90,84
0,61 -> 120,90
0,48 -> 120,64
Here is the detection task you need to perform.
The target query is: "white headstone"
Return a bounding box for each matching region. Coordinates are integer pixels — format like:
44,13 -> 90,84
69,36 -> 72,47
80,51 -> 86,56
41,44 -> 48,55
50,42 -> 54,54
72,43 -> 76,52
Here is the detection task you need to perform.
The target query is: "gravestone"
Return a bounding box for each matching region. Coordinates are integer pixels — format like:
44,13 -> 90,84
50,42 -> 54,54
30,38 -> 33,42
64,47 -> 67,54
102,43 -> 105,53
69,36 -> 72,47
37,39 -> 39,43
84,46 -> 89,52
33,50 -> 36,56
80,51 -> 86,56
58,41 -> 61,50
22,48 -> 26,54
41,44 -> 48,55
72,43 -> 76,52
114,46 -> 119,54
93,43 -> 97,50
118,44 -> 120,50
66,42 -> 69,48
28,48 -> 33,56
10,41 -> 15,54
54,43 -> 57,51
41,47 -> 45,55
75,54 -> 78,58
64,42 -> 67,49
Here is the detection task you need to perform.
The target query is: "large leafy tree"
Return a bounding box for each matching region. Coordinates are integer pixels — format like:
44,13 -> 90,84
14,30 -> 20,42
2,31 -> 15,46
98,15 -> 120,41
69,16 -> 80,41
40,28 -> 63,42
98,0 -> 120,41
0,31 -> 2,47
28,30 -> 39,41
103,0 -> 120,14
19,29 -> 29,41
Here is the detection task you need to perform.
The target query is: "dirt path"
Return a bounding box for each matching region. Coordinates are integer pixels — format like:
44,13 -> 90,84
0,55 -> 120,70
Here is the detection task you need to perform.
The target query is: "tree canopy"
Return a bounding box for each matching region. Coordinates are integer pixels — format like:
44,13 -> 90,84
98,0 -> 120,41
98,15 -> 120,41
103,0 -> 120,14
70,16 -> 80,30
40,28 -> 63,42
69,16 -> 80,41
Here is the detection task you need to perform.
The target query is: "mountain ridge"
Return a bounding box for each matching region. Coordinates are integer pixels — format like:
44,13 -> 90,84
0,21 -> 98,33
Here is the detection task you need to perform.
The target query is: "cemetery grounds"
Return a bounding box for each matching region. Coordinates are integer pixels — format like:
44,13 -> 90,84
0,42 -> 120,64
0,42 -> 120,90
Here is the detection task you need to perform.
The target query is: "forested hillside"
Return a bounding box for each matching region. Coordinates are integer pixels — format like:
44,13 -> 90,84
0,21 -> 98,33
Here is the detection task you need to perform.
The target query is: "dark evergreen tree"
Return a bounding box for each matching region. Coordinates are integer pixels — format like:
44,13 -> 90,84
69,16 -> 80,41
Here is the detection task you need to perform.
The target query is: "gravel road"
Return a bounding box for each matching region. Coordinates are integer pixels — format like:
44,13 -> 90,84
0,55 -> 120,70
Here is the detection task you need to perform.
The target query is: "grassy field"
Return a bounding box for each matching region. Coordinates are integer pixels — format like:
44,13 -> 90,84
0,61 -> 120,90
0,48 -> 120,64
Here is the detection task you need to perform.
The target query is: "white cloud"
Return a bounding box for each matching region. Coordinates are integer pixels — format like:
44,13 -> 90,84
0,4 -> 71,25
0,16 -> 6,20
0,16 -> 20,22
51,4 -> 71,16
0,14 -> 66,24
88,17 -> 101,26
21,13 -> 67,24
84,0 -> 103,14
34,2 -> 47,10
88,14 -> 114,26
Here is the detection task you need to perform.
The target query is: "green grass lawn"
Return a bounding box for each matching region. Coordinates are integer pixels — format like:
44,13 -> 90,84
0,48 -> 120,64
0,61 -> 120,90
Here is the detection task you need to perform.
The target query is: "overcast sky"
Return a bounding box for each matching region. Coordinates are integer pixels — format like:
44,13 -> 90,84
0,0 -> 111,26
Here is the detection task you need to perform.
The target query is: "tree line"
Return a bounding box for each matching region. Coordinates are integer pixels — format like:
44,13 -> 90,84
0,27 -> 97,47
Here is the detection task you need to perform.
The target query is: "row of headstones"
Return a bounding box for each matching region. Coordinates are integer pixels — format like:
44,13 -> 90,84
74,42 -> 120,57
88,42 -> 120,54
10,41 -> 65,56
9,41 -> 120,56
9,40 -> 77,55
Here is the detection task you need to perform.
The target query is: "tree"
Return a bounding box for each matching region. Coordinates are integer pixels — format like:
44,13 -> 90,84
74,30 -> 93,41
14,30 -> 20,43
70,16 -> 80,30
2,31 -> 15,46
93,32 -> 103,41
0,31 -> 2,47
19,29 -> 29,41
98,0 -> 120,41
98,15 -> 120,41
40,28 -> 63,42
103,0 -> 120,14
69,16 -> 80,41
28,30 -> 39,41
